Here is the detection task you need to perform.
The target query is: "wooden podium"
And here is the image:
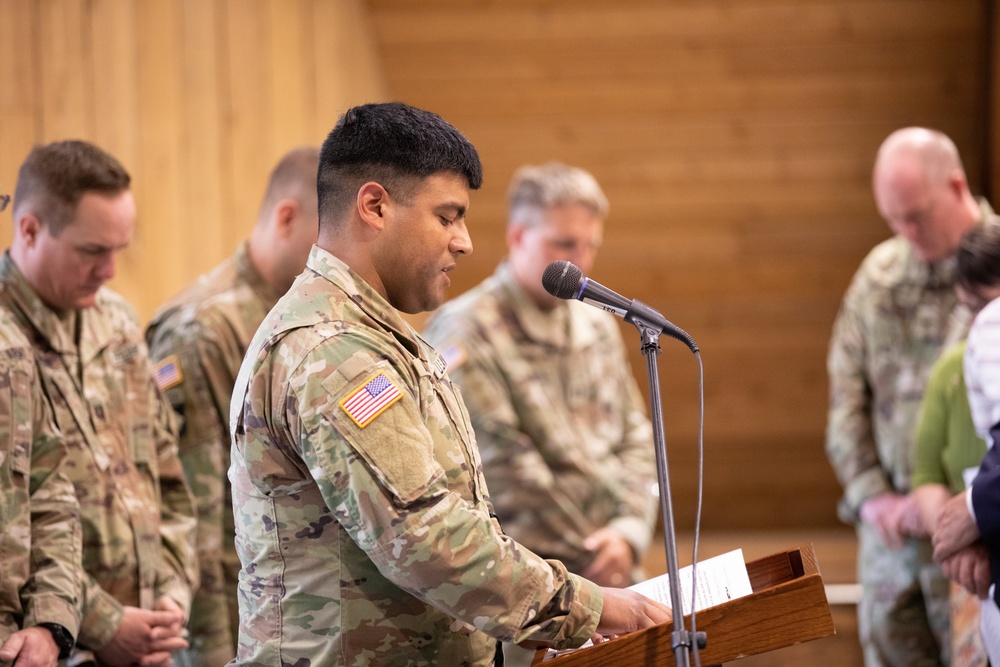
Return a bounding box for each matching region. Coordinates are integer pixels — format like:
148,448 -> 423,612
532,544 -> 836,666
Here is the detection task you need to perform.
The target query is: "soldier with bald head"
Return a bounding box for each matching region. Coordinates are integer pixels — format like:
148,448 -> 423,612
826,127 -> 994,666
146,145 -> 320,665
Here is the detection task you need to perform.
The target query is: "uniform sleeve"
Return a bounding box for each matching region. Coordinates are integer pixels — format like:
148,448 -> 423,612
825,274 -> 891,523
291,351 -> 602,648
23,381 -> 82,639
149,375 -> 198,614
77,572 -> 125,650
148,323 -> 232,643
911,356 -> 950,489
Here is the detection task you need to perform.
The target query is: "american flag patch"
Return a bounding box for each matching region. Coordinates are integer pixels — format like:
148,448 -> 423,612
340,371 -> 403,428
154,355 -> 183,391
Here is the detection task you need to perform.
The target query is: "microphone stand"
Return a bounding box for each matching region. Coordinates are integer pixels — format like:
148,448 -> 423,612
624,306 -> 705,667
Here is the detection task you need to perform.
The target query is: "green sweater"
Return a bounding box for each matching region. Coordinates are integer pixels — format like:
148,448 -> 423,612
912,341 -> 988,494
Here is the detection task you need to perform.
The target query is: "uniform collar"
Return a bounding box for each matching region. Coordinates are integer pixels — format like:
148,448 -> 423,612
494,261 -> 602,349
234,240 -> 283,310
306,245 -> 428,358
0,251 -> 119,363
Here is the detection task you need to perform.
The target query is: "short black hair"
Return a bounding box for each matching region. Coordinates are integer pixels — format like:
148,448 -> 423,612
957,221 -> 1000,291
14,140 -> 131,235
317,102 -> 482,229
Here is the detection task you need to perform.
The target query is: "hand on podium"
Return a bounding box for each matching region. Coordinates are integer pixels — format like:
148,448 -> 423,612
517,586 -> 672,652
591,587 -> 673,643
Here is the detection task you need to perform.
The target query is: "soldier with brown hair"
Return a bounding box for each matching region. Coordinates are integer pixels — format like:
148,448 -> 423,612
2,140 -> 198,667
0,179 -> 82,667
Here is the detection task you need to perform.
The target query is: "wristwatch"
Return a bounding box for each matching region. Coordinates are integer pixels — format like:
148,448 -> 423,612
36,622 -> 74,659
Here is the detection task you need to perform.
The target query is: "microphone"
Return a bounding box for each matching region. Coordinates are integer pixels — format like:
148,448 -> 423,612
542,260 -> 698,352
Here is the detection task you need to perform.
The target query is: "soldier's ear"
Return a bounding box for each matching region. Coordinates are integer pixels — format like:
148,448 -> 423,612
273,198 -> 301,238
506,222 -> 526,252
17,212 -> 43,247
357,182 -> 388,233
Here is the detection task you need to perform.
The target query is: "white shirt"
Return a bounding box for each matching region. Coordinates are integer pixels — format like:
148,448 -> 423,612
964,297 -> 1000,447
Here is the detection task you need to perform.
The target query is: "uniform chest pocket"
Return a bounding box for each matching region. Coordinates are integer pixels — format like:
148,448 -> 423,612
107,342 -> 155,467
1,360 -> 35,478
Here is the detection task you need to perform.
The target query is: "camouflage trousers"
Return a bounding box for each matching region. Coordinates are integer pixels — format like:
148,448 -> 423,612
857,522 -> 950,667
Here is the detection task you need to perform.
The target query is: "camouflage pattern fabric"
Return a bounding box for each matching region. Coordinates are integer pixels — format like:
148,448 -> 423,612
826,203 -> 996,666
0,252 -> 198,659
423,262 -> 657,577
229,247 -> 602,666
0,310 -> 82,646
147,242 -> 282,665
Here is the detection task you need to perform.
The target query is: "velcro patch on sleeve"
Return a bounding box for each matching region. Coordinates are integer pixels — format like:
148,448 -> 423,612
339,371 -> 403,428
154,354 -> 184,391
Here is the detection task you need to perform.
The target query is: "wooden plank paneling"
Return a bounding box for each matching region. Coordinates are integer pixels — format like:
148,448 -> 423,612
0,0 -> 40,206
223,0 -> 274,237
37,0 -> 91,138
179,0 -> 226,277
313,0 -> 390,135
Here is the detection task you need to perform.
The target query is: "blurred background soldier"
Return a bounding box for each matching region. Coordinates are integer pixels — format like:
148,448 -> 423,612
146,145 -> 319,666
826,128 -> 990,666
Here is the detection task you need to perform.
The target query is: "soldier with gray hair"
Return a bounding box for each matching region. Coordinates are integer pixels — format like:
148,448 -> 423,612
424,162 -> 658,664
826,127 -> 992,666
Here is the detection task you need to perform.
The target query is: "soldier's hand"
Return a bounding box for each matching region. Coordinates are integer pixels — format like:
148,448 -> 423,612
582,528 -> 635,587
896,494 -> 927,537
932,491 -> 981,562
592,587 -> 672,643
152,596 -> 186,640
0,626 -> 59,667
859,492 -> 908,548
939,543 -> 991,599
95,606 -> 189,667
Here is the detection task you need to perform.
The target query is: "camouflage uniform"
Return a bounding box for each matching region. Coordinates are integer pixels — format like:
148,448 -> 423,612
146,242 -> 281,665
826,202 -> 995,667
0,312 -> 82,650
423,262 -> 657,577
229,247 -> 603,666
0,252 -> 198,661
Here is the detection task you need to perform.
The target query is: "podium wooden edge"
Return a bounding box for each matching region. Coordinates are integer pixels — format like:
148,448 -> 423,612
532,543 -> 836,666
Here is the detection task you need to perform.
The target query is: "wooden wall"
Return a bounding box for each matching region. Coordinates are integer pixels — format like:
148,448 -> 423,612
366,0 -> 989,529
0,0 -> 388,318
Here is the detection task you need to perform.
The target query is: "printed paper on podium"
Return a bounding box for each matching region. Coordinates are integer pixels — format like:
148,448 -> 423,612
630,548 -> 753,615
545,549 -> 753,659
